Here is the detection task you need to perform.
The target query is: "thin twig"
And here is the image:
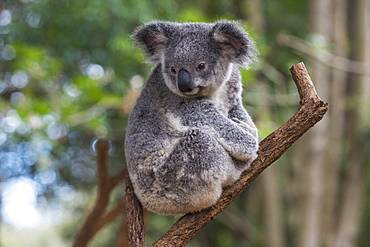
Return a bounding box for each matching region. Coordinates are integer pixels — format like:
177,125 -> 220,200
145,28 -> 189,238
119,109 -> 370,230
278,34 -> 370,75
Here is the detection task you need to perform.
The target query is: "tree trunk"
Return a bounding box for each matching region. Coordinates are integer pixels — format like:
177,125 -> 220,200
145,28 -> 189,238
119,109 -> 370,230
298,1 -> 332,247
334,0 -> 370,246
261,167 -> 285,247
239,0 -> 264,35
322,0 -> 348,246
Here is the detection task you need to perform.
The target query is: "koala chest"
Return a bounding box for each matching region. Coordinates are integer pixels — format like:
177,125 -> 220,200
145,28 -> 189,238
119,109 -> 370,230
210,83 -> 231,117
162,81 -> 233,133
165,112 -> 189,133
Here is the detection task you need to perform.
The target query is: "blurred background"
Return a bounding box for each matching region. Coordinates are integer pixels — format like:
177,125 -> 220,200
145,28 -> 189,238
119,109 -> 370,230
0,0 -> 369,246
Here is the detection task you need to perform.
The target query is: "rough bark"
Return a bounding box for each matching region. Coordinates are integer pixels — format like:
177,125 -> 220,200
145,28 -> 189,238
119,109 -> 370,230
149,63 -> 328,246
125,173 -> 146,247
75,63 -> 328,247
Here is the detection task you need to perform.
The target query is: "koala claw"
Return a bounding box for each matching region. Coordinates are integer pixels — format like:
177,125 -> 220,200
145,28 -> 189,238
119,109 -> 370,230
231,117 -> 256,132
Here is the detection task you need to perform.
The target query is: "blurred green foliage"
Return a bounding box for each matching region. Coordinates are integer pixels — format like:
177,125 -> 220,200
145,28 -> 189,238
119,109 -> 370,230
0,0 -> 305,246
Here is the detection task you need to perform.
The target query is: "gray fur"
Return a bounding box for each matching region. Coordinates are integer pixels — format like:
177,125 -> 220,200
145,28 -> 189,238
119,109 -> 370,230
125,21 -> 259,215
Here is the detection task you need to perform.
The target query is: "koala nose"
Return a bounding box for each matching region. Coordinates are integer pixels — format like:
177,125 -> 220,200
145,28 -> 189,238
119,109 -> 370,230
178,69 -> 194,93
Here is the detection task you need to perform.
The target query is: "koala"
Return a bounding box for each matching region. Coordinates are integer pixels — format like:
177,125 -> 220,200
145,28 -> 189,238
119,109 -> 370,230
125,20 -> 259,215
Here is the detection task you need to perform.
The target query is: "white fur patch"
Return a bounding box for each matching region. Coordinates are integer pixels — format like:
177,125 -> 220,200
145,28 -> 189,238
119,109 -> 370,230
210,63 -> 233,116
211,84 -> 229,116
223,63 -> 234,84
165,112 -> 189,133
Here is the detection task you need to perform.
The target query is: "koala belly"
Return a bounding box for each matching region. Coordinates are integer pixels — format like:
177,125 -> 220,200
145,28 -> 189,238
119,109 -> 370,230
131,128 -> 244,215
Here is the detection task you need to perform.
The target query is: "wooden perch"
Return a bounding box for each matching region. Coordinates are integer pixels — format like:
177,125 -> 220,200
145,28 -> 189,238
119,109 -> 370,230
125,172 -> 146,247
75,62 -> 328,247
148,62 -> 328,246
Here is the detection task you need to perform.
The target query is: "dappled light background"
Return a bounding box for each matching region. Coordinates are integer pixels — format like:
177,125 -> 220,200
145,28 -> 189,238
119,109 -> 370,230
1,0 -> 369,246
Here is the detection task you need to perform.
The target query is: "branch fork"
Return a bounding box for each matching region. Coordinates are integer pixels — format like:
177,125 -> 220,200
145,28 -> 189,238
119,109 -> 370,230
130,62 -> 328,247
74,62 -> 328,247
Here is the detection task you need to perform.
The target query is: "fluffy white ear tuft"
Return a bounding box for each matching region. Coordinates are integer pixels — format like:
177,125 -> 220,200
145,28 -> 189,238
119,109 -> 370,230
213,21 -> 258,68
131,21 -> 173,63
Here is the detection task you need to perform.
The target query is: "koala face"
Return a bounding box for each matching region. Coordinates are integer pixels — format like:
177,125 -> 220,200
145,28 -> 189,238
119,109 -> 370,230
161,27 -> 234,98
132,21 -> 257,98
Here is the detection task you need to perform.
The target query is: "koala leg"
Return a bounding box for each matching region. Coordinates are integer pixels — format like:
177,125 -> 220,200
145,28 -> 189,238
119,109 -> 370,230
140,128 -> 240,215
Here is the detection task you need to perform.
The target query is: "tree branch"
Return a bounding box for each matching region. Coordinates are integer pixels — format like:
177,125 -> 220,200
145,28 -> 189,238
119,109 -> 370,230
73,140 -> 126,247
76,63 -> 328,247
278,34 -> 370,75
152,62 -> 328,246
125,173 -> 146,247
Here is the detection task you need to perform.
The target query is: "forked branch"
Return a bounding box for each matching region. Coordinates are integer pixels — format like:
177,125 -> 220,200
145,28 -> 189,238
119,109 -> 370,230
149,62 -> 328,246
73,140 -> 126,247
76,63 -> 328,247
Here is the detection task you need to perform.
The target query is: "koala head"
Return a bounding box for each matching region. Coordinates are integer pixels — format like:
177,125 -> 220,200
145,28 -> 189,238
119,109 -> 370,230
132,21 -> 257,98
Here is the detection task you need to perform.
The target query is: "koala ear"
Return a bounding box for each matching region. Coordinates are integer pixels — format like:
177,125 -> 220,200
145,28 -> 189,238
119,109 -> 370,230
131,21 -> 171,63
213,21 -> 258,68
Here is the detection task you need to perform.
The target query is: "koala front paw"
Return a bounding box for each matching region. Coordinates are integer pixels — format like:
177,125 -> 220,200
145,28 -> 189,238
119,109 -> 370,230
231,117 -> 256,132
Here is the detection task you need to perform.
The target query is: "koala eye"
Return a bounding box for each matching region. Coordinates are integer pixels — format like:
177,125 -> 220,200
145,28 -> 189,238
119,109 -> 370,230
197,63 -> 206,71
170,67 -> 177,74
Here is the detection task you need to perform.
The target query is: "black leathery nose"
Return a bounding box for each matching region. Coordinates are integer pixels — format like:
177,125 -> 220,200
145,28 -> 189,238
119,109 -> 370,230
178,69 -> 193,93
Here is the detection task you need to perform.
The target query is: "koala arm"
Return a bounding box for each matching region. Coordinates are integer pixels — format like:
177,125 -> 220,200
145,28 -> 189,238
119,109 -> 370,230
215,116 -> 258,163
125,105 -> 183,171
228,103 -> 258,140
180,99 -> 258,162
